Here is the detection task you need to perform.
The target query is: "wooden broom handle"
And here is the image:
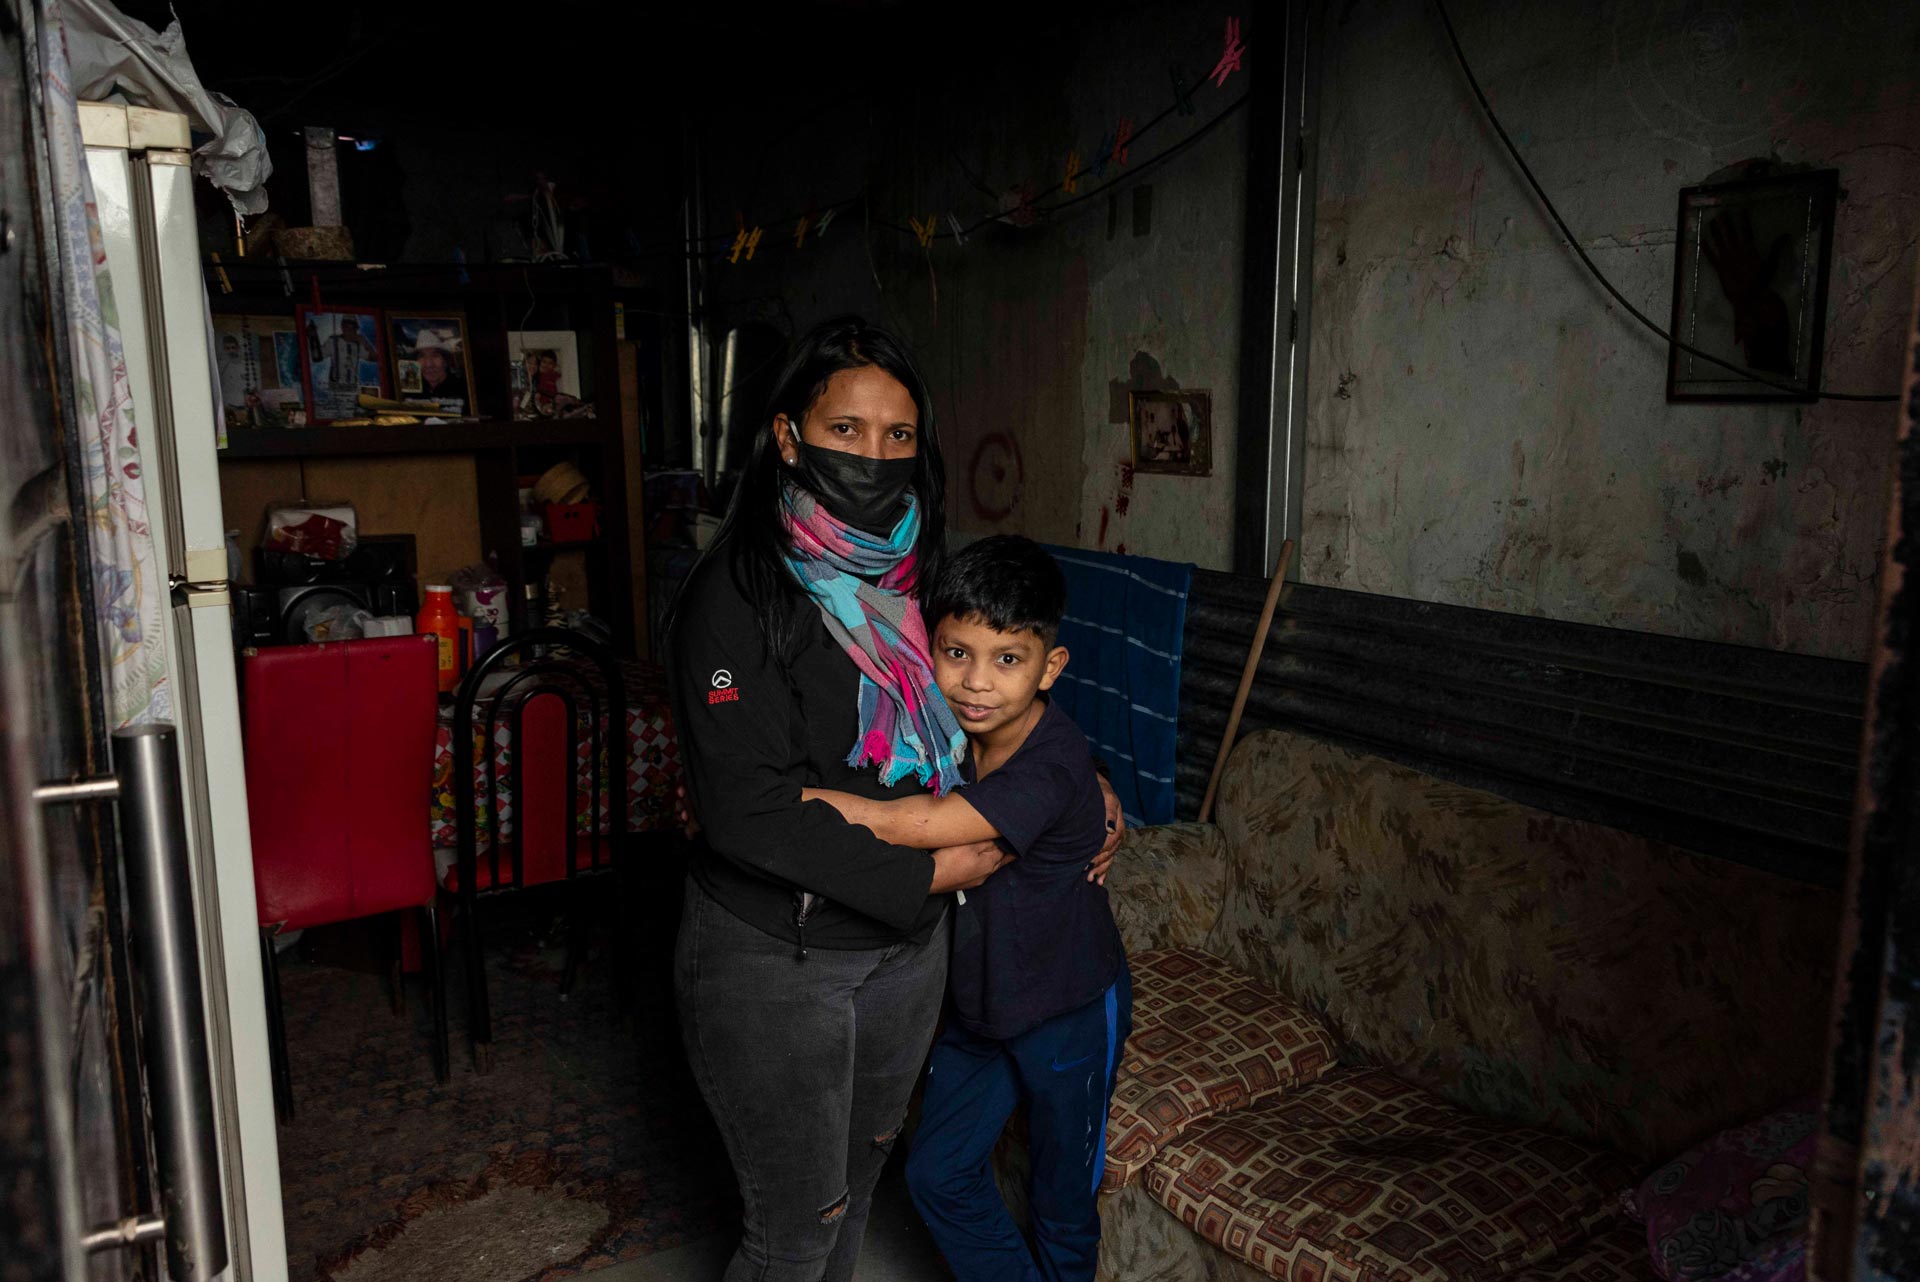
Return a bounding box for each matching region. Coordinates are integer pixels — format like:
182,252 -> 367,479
1199,539 -> 1295,824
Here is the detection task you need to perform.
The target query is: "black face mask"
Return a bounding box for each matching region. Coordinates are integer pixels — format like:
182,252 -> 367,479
789,442 -> 917,534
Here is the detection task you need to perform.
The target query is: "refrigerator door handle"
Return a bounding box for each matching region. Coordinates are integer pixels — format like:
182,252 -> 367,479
107,725 -> 232,1282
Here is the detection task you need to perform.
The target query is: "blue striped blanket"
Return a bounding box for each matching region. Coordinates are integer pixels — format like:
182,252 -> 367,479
1041,546 -> 1193,826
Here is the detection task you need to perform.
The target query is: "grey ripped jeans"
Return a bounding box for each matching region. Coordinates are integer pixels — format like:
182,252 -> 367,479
675,877 -> 950,1282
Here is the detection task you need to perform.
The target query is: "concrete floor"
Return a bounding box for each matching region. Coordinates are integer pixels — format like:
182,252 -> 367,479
590,1164 -> 951,1282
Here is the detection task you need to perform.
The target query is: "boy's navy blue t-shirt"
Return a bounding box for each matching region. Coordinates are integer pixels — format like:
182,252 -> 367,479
950,696 -> 1125,1041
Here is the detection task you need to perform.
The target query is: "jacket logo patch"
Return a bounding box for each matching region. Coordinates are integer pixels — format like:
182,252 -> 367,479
710,669 -> 733,689
708,687 -> 740,705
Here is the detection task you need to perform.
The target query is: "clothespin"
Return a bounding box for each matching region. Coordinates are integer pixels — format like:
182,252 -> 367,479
1063,151 -> 1082,195
1210,16 -> 1246,88
209,251 -> 233,295
909,214 -> 937,248
452,247 -> 470,285
794,212 -> 812,249
276,255 -> 293,297
1115,116 -> 1134,166
1169,64 -> 1197,116
1092,129 -> 1114,180
816,206 -> 838,238
729,223 -> 763,263
946,212 -> 968,246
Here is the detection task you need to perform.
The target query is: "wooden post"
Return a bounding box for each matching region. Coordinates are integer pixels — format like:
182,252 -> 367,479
1809,270 -> 1920,1282
1198,539 -> 1294,824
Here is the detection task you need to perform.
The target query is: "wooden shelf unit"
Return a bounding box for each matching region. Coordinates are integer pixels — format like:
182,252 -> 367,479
219,419 -> 608,458
211,263 -> 638,654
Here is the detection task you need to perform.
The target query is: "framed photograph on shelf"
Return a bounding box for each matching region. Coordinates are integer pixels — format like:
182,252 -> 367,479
295,305 -> 388,425
1129,389 -> 1212,476
213,314 -> 306,427
389,312 -> 476,416
1667,170 -> 1837,402
508,330 -> 595,421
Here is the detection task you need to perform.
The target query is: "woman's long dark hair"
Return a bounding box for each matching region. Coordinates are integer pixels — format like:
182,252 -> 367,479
687,315 -> 948,663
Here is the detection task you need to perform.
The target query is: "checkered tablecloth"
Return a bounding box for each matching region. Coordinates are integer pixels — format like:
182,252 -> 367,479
429,659 -> 680,847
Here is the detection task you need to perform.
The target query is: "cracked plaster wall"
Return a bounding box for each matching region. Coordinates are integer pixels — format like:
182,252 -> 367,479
1304,0 -> 1919,660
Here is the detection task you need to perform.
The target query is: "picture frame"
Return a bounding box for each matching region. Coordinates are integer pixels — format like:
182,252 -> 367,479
508,330 -> 595,421
388,311 -> 477,416
295,304 -> 389,425
1666,170 -> 1838,403
212,313 -> 306,428
1129,389 -> 1212,476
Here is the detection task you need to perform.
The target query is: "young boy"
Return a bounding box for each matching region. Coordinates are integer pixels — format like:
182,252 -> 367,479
801,535 -> 1131,1282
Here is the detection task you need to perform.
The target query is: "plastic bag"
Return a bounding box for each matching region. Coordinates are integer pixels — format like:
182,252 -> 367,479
59,0 -> 272,216
362,616 -> 414,639
303,605 -> 371,643
263,501 -> 357,561
448,563 -> 510,630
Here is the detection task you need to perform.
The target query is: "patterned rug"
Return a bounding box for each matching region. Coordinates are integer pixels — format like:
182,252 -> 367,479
273,895 -> 737,1282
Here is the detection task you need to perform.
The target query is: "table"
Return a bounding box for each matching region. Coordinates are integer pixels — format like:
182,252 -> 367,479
429,658 -> 680,849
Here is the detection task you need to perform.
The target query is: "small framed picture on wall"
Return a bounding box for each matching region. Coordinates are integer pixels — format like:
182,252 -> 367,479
1129,389 -> 1212,476
388,312 -> 476,415
1667,169 -> 1838,402
508,330 -> 595,421
296,305 -> 388,425
213,314 -> 305,428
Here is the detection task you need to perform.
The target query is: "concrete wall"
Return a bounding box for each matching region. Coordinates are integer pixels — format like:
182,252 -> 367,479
1303,0 -> 1920,661
700,2 -> 1249,568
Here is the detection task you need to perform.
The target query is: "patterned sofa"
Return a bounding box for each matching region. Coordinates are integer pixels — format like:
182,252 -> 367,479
995,728 -> 1841,1282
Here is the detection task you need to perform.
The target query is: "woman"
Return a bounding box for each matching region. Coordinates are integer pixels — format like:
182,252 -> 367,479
668,316 -> 1118,1282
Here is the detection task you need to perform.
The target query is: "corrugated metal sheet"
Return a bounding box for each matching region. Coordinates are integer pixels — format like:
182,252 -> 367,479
1175,571 -> 1865,886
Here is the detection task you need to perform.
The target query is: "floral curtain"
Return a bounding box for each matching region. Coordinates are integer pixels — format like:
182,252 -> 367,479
37,2 -> 170,728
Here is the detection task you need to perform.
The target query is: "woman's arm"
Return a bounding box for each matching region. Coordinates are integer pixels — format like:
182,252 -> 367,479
800,787 -> 999,849
671,566 -> 936,929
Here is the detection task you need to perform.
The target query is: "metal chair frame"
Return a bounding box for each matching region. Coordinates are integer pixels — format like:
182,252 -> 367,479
449,628 -> 628,1070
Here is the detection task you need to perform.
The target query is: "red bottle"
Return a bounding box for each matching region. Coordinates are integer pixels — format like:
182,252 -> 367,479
416,586 -> 462,694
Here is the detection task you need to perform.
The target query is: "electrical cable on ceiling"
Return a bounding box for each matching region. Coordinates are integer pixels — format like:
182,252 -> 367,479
945,58 -> 1245,239
1433,0 -> 1898,403
864,90 -> 1246,245
688,52 -> 1246,252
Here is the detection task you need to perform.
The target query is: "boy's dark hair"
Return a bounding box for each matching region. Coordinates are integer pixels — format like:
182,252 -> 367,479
928,536 -> 1067,646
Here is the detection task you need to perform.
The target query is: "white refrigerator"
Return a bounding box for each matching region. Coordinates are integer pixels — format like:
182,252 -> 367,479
82,101 -> 289,1282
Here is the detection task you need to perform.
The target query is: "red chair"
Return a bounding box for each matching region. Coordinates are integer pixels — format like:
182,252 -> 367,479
243,635 -> 448,1119
447,628 -> 627,1072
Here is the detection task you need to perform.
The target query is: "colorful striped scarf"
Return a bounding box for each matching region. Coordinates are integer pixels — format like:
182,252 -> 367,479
782,485 -> 967,795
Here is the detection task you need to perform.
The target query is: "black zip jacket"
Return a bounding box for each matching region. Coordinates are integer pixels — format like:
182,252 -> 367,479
668,548 -> 949,949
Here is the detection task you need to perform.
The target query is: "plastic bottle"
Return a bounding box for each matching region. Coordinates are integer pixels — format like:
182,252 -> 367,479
416,585 -> 461,693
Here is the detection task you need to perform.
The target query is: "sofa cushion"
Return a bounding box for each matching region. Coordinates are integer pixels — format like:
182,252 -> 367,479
1143,1066 -> 1637,1282
1104,947 -> 1339,1191
1108,822 -> 1230,954
1624,1099 -> 1816,1282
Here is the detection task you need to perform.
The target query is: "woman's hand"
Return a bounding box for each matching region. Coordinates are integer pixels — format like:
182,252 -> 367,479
929,841 -> 1013,893
1090,775 -> 1125,884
